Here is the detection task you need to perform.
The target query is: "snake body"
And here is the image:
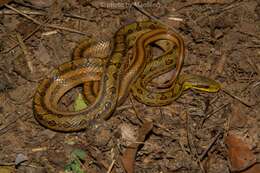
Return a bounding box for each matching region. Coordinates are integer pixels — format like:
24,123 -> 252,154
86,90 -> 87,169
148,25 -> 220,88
33,21 -> 220,132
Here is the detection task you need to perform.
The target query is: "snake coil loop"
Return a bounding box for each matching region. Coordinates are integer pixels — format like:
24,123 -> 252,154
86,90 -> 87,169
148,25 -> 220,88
33,21 -> 220,132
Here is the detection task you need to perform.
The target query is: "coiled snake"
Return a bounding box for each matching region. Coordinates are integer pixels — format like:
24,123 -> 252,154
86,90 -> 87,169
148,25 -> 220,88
33,21 -> 220,132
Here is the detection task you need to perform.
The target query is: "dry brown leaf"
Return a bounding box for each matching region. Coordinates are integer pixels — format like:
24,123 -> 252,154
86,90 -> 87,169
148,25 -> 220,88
225,133 -> 260,173
229,102 -> 247,128
121,121 -> 153,173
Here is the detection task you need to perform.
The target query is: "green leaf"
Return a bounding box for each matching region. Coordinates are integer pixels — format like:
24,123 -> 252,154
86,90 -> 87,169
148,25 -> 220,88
74,93 -> 88,111
71,149 -> 86,160
64,149 -> 87,173
64,160 -> 84,173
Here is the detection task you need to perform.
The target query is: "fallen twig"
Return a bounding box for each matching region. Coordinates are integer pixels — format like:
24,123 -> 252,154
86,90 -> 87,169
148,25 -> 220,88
200,103 -> 230,128
107,160 -> 116,173
0,19 -> 48,54
176,0 -> 231,11
4,4 -> 88,35
16,33 -> 34,72
199,130 -> 222,161
132,4 -> 183,34
1,9 -> 91,20
221,89 -> 252,107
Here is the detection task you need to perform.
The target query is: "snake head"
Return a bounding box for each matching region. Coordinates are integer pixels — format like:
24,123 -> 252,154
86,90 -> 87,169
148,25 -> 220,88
181,74 -> 221,92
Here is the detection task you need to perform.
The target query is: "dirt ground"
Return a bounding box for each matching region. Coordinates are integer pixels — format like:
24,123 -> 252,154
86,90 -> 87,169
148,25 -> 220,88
0,0 -> 259,173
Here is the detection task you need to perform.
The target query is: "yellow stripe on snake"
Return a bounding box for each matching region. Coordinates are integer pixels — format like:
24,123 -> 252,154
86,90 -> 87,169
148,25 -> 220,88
33,21 -> 220,132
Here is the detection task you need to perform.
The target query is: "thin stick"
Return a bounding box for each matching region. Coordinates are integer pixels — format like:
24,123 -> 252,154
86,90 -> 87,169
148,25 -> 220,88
221,89 -> 252,107
176,0 -> 228,11
186,114 -> 206,173
199,130 -> 222,161
0,112 -> 29,136
0,9 -> 44,15
132,4 -> 182,34
200,103 -> 230,128
0,19 -> 48,54
16,33 -> 34,72
129,95 -> 144,123
106,160 -> 116,173
4,4 -> 88,35
1,9 -> 90,21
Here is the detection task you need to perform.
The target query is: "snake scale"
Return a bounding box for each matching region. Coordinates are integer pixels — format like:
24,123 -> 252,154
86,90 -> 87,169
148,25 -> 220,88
33,21 -> 220,132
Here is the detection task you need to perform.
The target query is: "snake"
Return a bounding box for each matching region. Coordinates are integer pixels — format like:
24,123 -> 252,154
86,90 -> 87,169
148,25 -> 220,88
33,21 -> 220,132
